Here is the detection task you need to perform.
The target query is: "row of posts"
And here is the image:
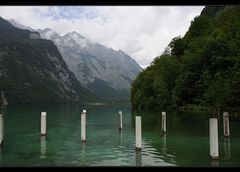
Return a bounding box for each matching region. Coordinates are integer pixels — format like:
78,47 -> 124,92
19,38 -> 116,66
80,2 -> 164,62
0,111 -> 231,159
210,112 -> 230,160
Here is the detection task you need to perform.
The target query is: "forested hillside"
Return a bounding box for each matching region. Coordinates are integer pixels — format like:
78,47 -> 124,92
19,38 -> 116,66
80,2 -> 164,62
131,6 -> 240,113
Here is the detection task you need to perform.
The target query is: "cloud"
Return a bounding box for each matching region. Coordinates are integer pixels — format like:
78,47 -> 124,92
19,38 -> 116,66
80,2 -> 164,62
0,6 -> 204,68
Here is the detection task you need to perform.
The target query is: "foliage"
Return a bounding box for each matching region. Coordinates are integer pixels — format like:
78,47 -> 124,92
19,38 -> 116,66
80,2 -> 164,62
131,6 -> 240,113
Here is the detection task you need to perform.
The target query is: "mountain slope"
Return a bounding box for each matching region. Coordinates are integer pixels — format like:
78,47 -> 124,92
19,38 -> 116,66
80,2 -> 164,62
0,17 -> 97,104
37,29 -> 142,101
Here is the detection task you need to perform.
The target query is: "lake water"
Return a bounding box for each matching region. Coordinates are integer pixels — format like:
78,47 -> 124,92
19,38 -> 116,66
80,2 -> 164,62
0,103 -> 240,167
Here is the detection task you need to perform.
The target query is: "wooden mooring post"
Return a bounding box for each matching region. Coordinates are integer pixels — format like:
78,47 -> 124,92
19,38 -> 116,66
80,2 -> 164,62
223,112 -> 230,137
119,111 -> 123,131
135,116 -> 142,151
40,112 -> 47,136
162,112 -> 166,133
209,118 -> 219,160
81,113 -> 86,143
83,110 -> 87,125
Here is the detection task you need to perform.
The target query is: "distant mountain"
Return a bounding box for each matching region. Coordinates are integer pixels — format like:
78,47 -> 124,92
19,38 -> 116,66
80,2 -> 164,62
9,19 -> 142,101
0,17 -> 97,104
37,29 -> 142,101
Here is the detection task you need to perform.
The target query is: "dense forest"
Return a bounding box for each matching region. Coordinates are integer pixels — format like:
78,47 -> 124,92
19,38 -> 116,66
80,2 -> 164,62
131,6 -> 240,114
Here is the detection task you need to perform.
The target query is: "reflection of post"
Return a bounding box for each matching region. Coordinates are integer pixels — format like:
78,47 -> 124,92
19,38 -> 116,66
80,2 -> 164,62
0,114 -> 4,148
119,130 -> 122,145
135,150 -> 142,166
211,159 -> 219,167
162,134 -> 167,155
224,137 -> 231,160
80,143 -> 86,165
0,147 -> 3,167
40,136 -> 47,159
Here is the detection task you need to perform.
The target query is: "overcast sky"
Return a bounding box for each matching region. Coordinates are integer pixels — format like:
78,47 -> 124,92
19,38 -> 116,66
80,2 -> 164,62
0,6 -> 204,68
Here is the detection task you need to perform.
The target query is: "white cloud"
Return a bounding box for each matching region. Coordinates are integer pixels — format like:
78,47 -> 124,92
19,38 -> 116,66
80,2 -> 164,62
0,6 -> 204,68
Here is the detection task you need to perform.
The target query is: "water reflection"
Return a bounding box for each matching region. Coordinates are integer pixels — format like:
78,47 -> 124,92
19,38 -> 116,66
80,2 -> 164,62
135,150 -> 142,166
162,134 -> 167,155
80,143 -> 86,165
211,159 -> 219,167
40,136 -> 47,159
0,146 -> 2,165
224,137 -> 231,160
119,131 -> 122,145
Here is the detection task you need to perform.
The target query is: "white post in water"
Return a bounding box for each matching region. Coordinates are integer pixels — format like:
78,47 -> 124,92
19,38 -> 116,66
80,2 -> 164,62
119,111 -> 123,131
162,112 -> 166,133
209,118 -> 219,160
83,110 -> 87,126
223,112 -> 230,137
135,116 -> 142,151
0,114 -> 4,147
81,113 -> 86,143
40,112 -> 47,136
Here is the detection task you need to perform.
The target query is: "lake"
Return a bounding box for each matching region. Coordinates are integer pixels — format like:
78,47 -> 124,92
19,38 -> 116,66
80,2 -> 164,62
0,103 -> 240,167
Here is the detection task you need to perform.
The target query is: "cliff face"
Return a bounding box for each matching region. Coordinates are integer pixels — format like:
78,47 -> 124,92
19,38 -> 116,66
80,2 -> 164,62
0,17 -> 97,104
9,19 -> 143,101
37,29 -> 142,101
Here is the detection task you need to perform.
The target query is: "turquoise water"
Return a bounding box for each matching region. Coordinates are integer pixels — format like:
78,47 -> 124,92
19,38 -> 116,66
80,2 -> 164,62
0,103 -> 240,166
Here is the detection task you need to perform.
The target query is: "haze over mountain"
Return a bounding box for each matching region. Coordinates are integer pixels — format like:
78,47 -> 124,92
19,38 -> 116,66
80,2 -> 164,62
39,28 -> 142,100
9,19 -> 142,101
0,17 -> 97,104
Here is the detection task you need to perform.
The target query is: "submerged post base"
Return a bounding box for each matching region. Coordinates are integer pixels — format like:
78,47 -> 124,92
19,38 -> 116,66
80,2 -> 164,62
210,156 -> 219,160
136,147 -> 142,151
81,140 -> 86,144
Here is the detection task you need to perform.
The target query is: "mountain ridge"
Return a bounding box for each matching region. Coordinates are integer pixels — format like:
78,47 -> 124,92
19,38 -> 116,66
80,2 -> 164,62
13,22 -> 142,100
0,16 -> 98,104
